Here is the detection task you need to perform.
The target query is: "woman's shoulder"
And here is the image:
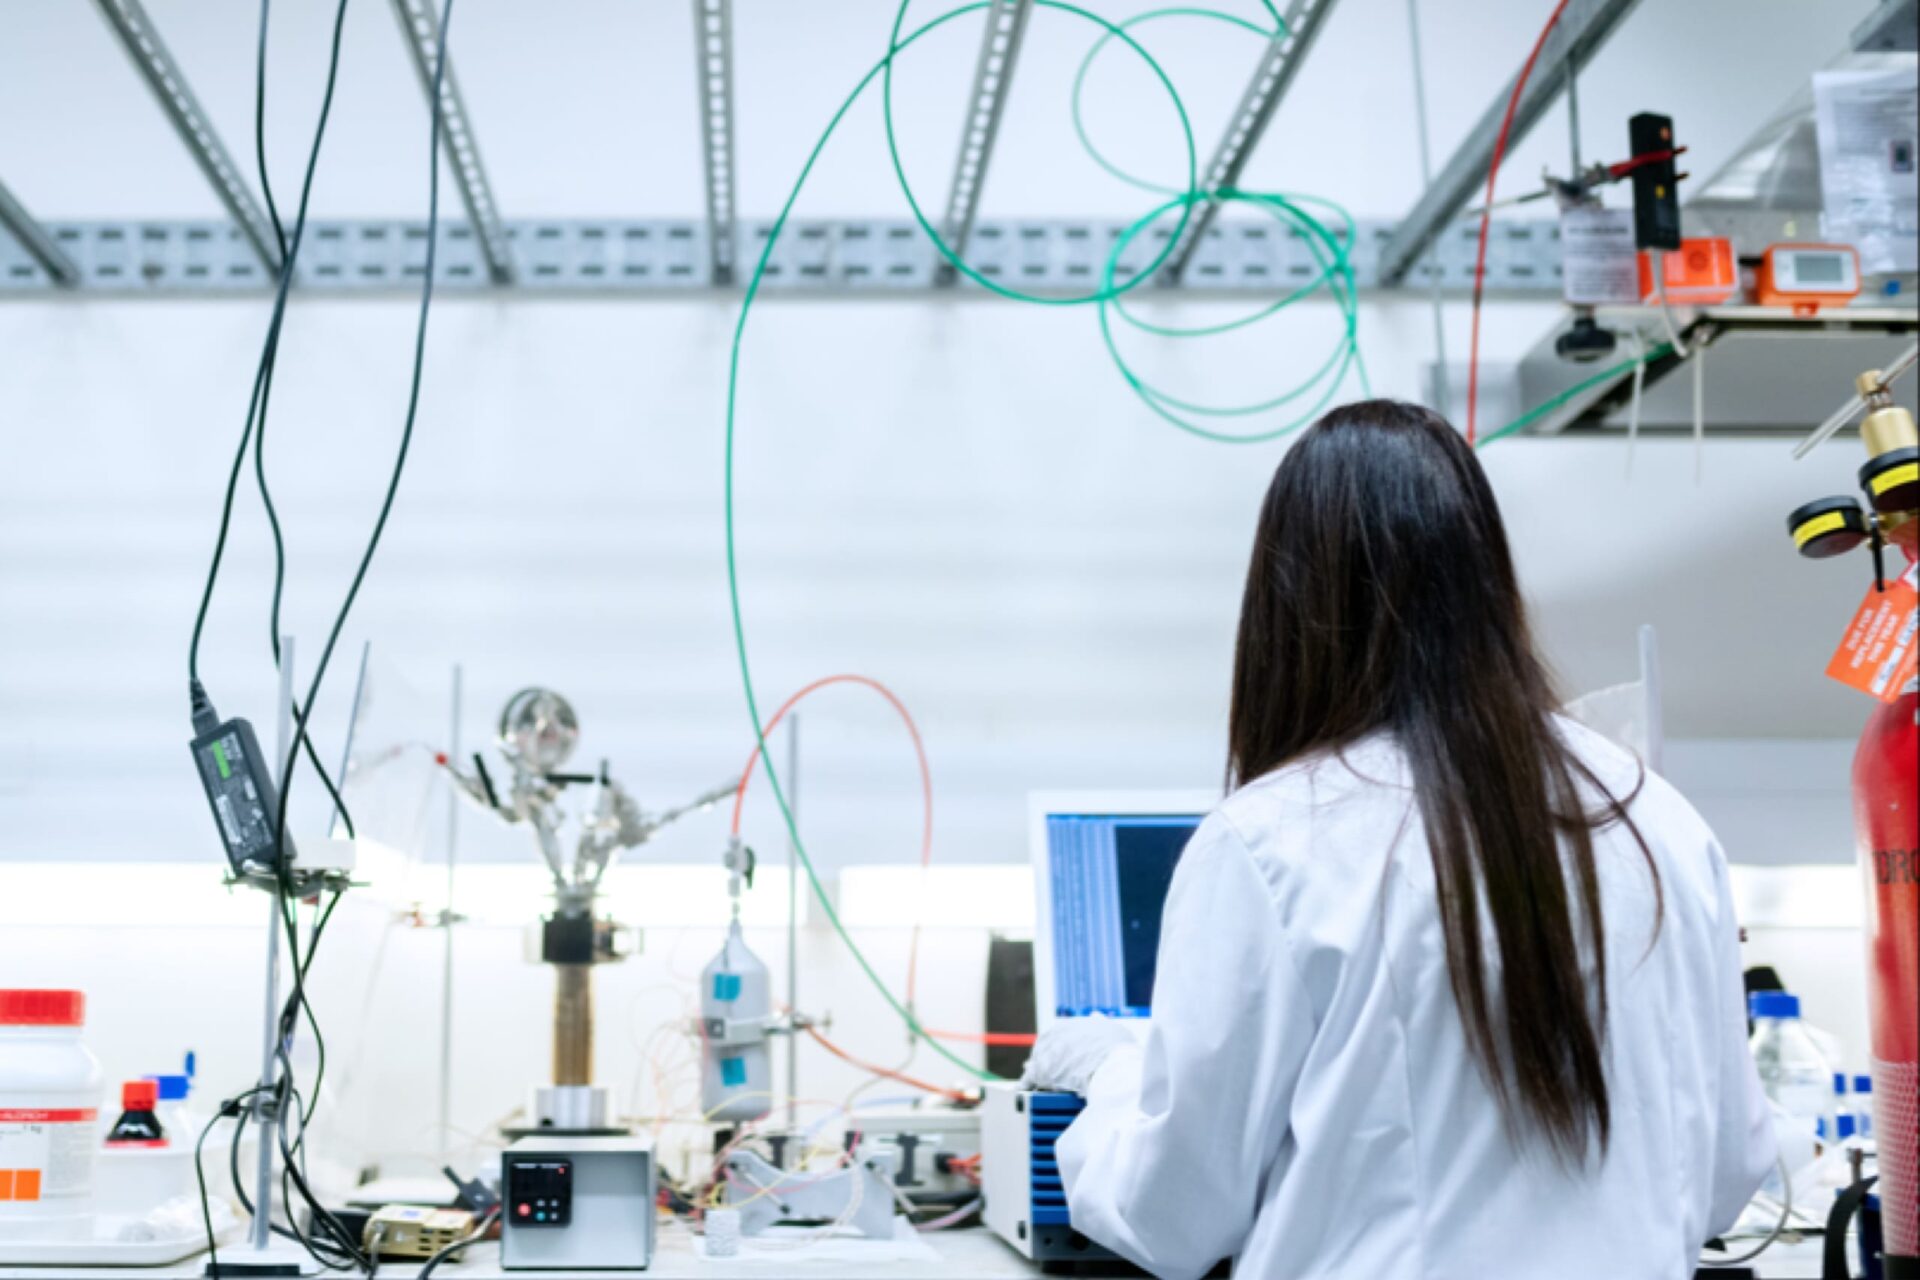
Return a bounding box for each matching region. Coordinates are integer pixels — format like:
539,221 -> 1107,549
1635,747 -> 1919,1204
1208,731 -> 1416,871
1550,714 -> 1716,846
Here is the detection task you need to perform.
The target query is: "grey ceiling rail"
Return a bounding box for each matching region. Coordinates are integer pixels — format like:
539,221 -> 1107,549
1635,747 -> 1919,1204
935,0 -> 1034,285
389,0 -> 515,283
0,180 -> 80,286
692,0 -> 739,284
91,0 -> 282,273
1158,0 -> 1342,282
1376,0 -> 1644,286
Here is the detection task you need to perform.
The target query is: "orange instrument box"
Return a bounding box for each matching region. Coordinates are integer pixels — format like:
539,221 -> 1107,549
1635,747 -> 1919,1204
1754,243 -> 1861,314
1638,236 -> 1738,306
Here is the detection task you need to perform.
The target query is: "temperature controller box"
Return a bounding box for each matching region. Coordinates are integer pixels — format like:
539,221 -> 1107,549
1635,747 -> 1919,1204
500,1136 -> 654,1271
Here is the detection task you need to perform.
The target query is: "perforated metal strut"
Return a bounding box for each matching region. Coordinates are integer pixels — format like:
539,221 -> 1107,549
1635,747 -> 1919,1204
0,217 -> 1572,296
389,0 -> 515,284
936,0 -> 1035,284
1377,0 -> 1644,285
693,0 -> 739,284
0,179 -> 78,287
91,0 -> 282,273
1158,0 -> 1342,282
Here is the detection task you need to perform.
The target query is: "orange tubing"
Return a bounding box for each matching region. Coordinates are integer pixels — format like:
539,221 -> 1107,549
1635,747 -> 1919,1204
805,1025 -> 971,1104
729,674 -> 936,1007
924,1028 -> 1038,1047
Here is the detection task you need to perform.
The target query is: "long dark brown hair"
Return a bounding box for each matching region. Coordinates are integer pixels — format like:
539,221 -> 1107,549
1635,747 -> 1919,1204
1228,399 -> 1655,1163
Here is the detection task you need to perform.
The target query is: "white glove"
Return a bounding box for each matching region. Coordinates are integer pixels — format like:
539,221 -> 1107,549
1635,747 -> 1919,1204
1018,1014 -> 1136,1095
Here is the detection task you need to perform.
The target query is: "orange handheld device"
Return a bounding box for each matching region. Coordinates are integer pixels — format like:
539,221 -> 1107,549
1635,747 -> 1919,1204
1755,243 -> 1861,314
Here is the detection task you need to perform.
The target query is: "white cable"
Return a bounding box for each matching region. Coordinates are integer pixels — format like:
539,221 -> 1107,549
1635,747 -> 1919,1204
1651,268 -> 1690,359
916,1197 -> 983,1232
1624,330 -> 1646,478
1692,337 -> 1706,485
1700,1150 -> 1793,1267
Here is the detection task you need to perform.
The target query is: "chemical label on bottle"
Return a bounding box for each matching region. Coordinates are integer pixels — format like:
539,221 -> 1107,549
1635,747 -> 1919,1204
1826,571 -> 1919,703
1560,207 -> 1640,306
0,1109 -> 99,1202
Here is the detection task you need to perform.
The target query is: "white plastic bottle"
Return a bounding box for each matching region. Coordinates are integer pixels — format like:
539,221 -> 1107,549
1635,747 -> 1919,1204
1748,992 -> 1832,1145
700,922 -> 773,1123
0,990 -> 103,1241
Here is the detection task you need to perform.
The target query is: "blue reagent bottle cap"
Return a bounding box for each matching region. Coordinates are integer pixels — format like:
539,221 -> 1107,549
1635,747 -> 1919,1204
1748,991 -> 1800,1019
146,1074 -> 191,1102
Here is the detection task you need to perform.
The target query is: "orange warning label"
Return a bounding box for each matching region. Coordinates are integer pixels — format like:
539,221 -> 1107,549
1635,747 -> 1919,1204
1827,571 -> 1920,703
0,1169 -> 44,1202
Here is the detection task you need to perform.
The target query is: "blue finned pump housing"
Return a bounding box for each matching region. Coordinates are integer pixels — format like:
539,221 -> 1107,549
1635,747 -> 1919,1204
1028,1093 -> 1084,1228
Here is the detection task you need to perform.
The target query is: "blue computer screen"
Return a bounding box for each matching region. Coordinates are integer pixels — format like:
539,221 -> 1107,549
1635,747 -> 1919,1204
1047,814 -> 1201,1018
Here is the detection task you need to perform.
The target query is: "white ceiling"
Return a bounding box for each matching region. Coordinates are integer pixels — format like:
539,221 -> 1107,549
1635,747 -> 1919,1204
0,0 -> 1880,223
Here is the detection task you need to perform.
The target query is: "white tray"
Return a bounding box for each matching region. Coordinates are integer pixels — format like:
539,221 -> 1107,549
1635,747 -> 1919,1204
0,1218 -> 241,1268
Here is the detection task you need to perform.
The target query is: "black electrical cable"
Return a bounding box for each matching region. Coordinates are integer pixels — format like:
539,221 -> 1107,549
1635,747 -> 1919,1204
225,1097 -> 354,1270
287,889 -> 343,1135
269,899 -> 369,1272
187,0 -> 357,840
195,0 -> 456,1266
245,1 -> 458,1263
415,1208 -> 499,1280
267,0 -> 456,879
254,0 -> 291,263
274,888 -> 341,1132
274,1079 -> 366,1271
195,1089 -> 267,1277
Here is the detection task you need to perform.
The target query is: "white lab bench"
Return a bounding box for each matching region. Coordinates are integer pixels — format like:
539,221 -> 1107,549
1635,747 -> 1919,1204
0,1226 -> 1844,1279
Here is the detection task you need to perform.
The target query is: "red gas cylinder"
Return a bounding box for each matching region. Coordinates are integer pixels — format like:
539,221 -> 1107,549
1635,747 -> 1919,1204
1859,499 -> 1919,1275
1856,680 -> 1919,1270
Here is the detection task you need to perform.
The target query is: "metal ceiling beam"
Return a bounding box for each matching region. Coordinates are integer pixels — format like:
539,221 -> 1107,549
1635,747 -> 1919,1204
0,180 -> 80,286
692,0 -> 738,284
935,0 -> 1034,285
1158,0 -> 1341,282
3,215 -> 1579,296
1377,0 -> 1644,285
91,0 -> 282,273
1853,0 -> 1918,52
389,0 -> 514,283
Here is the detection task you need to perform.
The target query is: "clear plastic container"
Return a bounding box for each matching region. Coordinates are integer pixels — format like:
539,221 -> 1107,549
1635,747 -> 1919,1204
1748,992 -> 1833,1143
0,990 -> 103,1241
699,922 -> 773,1123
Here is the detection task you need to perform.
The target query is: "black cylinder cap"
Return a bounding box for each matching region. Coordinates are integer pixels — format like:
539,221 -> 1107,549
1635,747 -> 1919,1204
1787,496 -> 1869,560
1860,445 -> 1919,515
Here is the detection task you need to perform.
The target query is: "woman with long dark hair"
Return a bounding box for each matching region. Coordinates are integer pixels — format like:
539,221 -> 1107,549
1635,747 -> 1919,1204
1023,401 -> 1776,1279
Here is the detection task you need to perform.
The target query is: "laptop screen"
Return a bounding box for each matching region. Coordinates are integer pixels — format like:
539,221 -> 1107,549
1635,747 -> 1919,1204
1044,813 -> 1202,1019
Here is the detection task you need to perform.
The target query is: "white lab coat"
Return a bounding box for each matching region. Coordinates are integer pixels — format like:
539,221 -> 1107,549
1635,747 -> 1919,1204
1056,720 -> 1776,1280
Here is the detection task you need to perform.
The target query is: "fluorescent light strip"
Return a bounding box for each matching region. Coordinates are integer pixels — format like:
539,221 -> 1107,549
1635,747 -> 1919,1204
836,865 -> 1035,931
1728,863 -> 1864,930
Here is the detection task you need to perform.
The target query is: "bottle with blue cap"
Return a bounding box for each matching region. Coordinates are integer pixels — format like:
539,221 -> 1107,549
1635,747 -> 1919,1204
142,1051 -> 196,1141
1748,992 -> 1833,1145
1851,1073 -> 1873,1140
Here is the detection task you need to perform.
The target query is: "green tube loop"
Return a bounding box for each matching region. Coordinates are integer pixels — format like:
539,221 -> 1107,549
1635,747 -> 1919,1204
881,1 -> 1201,306
725,1 -> 1381,1086
1070,7 -> 1277,198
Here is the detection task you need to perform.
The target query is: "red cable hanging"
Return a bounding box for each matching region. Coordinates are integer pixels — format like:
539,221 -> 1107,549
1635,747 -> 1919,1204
1466,0 -> 1573,445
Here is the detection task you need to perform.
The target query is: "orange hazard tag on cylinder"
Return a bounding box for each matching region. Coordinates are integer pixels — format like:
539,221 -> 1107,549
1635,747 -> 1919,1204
1827,571 -> 1920,703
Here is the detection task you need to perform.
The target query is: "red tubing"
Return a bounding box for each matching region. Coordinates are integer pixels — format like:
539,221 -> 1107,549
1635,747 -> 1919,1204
1466,0 -> 1573,445
729,674 -> 936,1006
